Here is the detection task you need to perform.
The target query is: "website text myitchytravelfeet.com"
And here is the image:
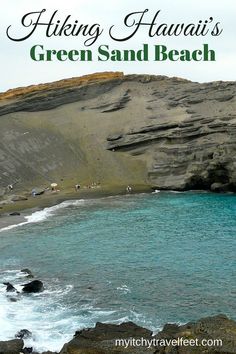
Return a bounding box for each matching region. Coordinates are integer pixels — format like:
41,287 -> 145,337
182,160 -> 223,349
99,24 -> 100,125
115,337 -> 223,349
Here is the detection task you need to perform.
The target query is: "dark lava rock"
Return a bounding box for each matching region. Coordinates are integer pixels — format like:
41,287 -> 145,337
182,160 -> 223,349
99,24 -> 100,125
15,329 -> 32,339
154,314 -> 236,353
0,339 -> 23,354
22,347 -> 33,354
21,268 -> 34,278
3,282 -> 17,292
21,280 -> 44,293
33,352 -> 57,354
9,211 -> 21,216
74,321 -> 152,340
59,315 -> 236,354
59,321 -> 153,353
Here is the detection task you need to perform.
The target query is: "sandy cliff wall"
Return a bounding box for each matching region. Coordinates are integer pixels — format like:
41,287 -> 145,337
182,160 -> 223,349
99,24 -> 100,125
0,72 -> 236,194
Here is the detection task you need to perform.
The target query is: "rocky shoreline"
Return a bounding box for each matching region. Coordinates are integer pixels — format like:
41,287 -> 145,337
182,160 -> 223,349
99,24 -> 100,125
1,314 -> 236,354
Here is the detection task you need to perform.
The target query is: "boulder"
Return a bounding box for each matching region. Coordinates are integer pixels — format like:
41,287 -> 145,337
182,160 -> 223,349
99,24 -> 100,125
3,282 -> 17,292
15,329 -> 32,339
21,268 -> 34,278
0,339 -> 23,354
9,211 -> 21,216
21,280 -> 44,293
22,347 -> 33,353
33,352 -> 57,354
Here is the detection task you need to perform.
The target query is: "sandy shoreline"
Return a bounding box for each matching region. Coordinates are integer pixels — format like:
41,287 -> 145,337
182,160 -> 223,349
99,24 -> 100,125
0,184 -> 151,231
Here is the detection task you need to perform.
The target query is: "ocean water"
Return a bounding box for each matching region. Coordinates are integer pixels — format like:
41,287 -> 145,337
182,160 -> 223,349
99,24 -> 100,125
0,192 -> 236,352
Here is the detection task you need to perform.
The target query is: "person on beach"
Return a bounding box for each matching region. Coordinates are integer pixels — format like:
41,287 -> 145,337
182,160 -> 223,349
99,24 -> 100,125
126,185 -> 132,193
75,184 -> 81,191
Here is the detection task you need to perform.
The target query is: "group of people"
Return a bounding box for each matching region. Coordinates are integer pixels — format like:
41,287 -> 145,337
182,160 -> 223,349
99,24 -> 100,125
6,180 -> 132,199
75,182 -> 101,191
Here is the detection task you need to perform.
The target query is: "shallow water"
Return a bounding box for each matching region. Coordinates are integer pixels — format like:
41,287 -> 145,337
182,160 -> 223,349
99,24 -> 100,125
0,192 -> 236,352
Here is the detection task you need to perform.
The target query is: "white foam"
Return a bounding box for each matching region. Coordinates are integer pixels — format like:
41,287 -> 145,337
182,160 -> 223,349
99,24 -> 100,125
117,285 -> 131,294
169,190 -> 184,193
0,270 -> 79,352
0,199 -> 85,233
0,270 -> 137,352
0,271 -> 159,352
152,189 -> 160,194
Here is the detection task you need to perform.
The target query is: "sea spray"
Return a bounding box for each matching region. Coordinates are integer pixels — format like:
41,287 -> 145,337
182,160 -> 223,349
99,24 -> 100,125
0,193 -> 235,351
0,199 -> 85,233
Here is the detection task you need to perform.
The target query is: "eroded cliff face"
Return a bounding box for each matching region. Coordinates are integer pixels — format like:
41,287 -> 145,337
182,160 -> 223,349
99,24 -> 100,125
0,72 -> 236,194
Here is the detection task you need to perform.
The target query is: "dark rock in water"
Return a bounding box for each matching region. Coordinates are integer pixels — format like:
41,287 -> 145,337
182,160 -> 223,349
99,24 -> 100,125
8,297 -> 18,302
9,211 -> 21,216
21,280 -> 44,293
33,352 -> 57,354
59,315 -> 236,354
0,339 -> 23,354
3,282 -> 17,292
15,329 -> 32,339
21,268 -> 34,278
22,347 -> 33,354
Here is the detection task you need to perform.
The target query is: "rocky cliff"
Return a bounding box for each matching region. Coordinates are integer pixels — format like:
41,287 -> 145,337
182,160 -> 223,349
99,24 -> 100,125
1,314 -> 236,353
59,314 -> 236,354
0,72 -> 236,196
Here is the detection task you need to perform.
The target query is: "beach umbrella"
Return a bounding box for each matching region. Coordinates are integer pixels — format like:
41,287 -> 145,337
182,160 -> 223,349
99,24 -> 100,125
50,183 -> 58,188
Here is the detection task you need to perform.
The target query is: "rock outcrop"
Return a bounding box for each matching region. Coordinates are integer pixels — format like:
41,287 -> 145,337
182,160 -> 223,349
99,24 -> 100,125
0,72 -> 236,196
3,282 -> 17,292
0,315 -> 235,354
0,339 -> 23,354
15,329 -> 32,340
154,314 -> 236,353
59,315 -> 236,354
21,280 -> 44,293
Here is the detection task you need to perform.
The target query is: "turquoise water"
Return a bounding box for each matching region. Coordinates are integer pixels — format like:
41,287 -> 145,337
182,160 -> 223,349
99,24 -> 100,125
0,192 -> 236,351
